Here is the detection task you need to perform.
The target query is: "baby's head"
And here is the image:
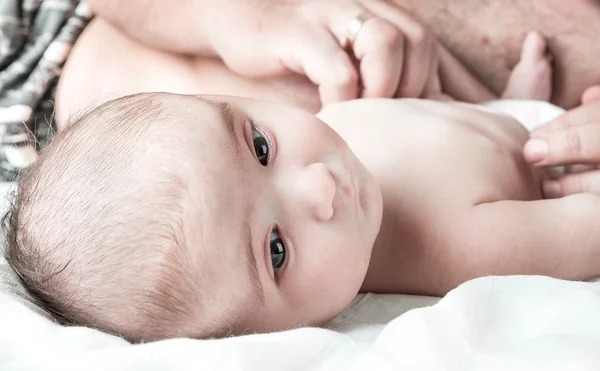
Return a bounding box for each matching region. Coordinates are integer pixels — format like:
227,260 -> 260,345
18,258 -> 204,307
4,93 -> 383,341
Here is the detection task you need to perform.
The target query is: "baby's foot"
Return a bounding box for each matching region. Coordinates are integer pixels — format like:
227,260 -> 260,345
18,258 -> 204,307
502,32 -> 552,101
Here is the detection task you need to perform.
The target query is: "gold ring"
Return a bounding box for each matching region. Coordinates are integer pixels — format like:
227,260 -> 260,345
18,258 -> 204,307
347,12 -> 371,46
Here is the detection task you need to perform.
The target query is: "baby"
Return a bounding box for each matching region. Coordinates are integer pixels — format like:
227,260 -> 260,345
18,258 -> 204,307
5,33 -> 600,342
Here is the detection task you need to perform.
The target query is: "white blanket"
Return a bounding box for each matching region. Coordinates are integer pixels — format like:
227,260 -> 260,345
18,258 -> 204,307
2,276 -> 600,370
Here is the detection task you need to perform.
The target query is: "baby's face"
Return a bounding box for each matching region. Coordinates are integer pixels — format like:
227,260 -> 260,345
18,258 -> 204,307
165,94 -> 383,334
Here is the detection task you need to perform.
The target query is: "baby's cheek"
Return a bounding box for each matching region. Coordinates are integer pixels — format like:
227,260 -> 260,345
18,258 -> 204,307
331,239 -> 368,291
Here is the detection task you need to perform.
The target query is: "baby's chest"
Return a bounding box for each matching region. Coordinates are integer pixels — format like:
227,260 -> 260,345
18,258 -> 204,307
325,99 -> 544,206
365,120 -> 544,212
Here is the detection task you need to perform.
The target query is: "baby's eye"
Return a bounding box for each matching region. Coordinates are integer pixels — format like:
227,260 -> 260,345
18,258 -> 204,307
252,129 -> 269,166
270,228 -> 286,270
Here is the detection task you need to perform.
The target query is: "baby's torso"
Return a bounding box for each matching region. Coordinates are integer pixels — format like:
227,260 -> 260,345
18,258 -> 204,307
318,99 -> 548,295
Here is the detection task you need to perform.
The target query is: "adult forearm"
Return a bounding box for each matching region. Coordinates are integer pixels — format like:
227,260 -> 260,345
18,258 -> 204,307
85,0 -> 220,55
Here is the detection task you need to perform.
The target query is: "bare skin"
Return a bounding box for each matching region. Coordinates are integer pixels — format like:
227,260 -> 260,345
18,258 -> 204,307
398,0 -> 600,109
524,90 -> 600,198
56,0 -> 600,125
55,18 -> 323,125
81,0 -> 495,106
321,98 -> 600,296
54,16 -> 592,299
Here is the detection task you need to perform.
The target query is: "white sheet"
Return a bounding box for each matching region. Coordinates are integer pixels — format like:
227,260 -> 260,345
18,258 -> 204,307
2,276 -> 600,370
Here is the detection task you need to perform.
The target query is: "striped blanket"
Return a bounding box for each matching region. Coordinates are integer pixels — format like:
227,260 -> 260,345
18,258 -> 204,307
0,0 -> 92,181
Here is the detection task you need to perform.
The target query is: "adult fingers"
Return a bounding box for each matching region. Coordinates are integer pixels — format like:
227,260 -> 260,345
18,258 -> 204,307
532,99 -> 600,135
352,17 -> 405,98
541,170 -> 600,198
394,36 -> 436,98
366,0 -> 434,98
437,44 -> 497,103
282,29 -> 359,105
523,123 -> 600,166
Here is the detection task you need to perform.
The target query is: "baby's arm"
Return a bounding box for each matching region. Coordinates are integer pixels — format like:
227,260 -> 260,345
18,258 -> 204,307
458,194 -> 600,284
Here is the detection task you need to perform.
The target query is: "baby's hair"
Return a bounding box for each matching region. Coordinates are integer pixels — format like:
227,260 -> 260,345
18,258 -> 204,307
2,93 -> 223,341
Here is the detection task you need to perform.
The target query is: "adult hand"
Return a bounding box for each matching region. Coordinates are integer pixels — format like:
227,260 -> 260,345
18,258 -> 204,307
524,86 -> 600,197
87,0 -> 495,105
207,0 -> 495,105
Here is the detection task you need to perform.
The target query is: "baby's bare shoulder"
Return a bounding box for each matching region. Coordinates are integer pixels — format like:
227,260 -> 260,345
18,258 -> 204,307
321,98 -> 542,207
355,100 -> 557,295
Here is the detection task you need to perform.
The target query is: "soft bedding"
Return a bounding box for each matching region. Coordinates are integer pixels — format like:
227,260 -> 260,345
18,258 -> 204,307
2,100 -> 600,370
1,274 -> 600,371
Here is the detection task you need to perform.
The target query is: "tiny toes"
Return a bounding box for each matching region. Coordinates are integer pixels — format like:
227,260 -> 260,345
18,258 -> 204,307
520,31 -> 547,64
501,31 -> 553,101
533,59 -> 552,81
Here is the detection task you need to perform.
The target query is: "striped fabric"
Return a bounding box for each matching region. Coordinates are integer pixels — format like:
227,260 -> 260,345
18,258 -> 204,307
0,0 -> 92,181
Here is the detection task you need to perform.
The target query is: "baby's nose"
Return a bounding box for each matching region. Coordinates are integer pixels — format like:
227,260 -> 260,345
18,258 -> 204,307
292,162 -> 336,222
